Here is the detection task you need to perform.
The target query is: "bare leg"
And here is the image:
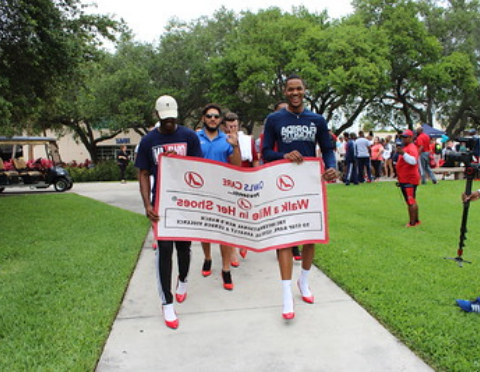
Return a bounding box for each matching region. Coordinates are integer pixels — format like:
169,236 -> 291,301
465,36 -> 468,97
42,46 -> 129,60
202,242 -> 211,260
408,203 -> 419,225
230,246 -> 239,266
220,245 -> 233,272
278,247 -> 293,280
301,243 -> 315,270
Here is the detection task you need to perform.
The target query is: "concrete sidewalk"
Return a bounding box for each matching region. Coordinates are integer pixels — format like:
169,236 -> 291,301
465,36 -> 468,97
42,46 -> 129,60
71,182 -> 432,372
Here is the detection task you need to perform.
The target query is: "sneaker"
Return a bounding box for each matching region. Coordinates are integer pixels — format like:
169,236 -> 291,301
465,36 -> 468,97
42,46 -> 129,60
456,297 -> 480,313
202,259 -> 212,277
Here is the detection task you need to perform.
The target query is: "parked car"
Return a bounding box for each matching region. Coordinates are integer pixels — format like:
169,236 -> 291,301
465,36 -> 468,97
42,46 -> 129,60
0,136 -> 73,193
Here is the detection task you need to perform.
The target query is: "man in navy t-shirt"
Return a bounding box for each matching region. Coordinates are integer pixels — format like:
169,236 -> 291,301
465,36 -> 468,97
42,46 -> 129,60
135,95 -> 202,330
263,74 -> 337,320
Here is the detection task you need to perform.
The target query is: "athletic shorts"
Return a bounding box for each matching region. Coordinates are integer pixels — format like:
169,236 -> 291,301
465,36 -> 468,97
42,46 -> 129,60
399,183 -> 417,206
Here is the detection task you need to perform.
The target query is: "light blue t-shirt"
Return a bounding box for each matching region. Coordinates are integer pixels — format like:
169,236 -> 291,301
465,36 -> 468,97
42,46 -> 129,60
355,137 -> 371,158
197,129 -> 233,163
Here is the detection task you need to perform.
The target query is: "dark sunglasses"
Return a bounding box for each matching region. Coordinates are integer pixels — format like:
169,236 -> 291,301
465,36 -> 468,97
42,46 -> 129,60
205,113 -> 220,119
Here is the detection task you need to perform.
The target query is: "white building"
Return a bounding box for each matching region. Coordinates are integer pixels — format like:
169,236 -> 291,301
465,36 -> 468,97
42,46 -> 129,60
47,129 -> 143,163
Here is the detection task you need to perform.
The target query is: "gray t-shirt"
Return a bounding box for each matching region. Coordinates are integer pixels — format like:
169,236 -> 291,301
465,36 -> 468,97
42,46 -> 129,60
355,137 -> 371,158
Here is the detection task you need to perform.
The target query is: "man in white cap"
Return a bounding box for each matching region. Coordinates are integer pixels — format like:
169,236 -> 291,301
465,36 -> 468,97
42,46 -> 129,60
135,95 -> 203,329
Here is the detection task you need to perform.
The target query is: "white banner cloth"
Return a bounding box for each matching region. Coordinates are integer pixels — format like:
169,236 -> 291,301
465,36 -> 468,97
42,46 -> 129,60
154,155 -> 329,252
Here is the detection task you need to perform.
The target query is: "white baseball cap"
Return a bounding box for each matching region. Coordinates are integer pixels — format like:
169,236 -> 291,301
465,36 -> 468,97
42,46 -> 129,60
155,95 -> 178,119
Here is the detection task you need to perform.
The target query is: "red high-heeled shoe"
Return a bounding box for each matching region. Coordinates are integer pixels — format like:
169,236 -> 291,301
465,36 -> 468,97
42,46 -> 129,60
297,280 -> 314,304
222,270 -> 234,290
202,259 -> 212,277
175,279 -> 187,303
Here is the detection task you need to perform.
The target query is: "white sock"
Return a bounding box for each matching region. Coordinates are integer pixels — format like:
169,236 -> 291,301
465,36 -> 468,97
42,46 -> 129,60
176,279 -> 187,295
282,280 -> 294,314
162,304 -> 177,322
298,269 -> 312,297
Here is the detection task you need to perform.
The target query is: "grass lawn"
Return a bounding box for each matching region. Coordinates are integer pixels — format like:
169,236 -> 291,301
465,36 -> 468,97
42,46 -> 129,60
2,182 -> 480,371
320,180 -> 480,372
0,193 -> 149,371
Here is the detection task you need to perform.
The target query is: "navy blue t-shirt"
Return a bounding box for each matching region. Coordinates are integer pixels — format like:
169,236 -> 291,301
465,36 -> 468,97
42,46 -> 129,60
135,125 -> 203,201
262,108 -> 336,169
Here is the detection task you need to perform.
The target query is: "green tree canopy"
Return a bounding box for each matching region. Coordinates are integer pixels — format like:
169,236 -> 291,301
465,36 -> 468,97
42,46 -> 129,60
0,0 -> 120,133
355,0 -> 479,133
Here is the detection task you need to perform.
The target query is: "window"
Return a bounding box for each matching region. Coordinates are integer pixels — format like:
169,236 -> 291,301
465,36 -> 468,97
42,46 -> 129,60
97,145 -> 136,162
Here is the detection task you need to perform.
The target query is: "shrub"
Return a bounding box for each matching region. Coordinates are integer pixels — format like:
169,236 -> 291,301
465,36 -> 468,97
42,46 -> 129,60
65,161 -> 137,182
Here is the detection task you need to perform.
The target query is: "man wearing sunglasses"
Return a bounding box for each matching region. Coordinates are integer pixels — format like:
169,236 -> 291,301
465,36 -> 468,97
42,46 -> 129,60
197,103 -> 241,290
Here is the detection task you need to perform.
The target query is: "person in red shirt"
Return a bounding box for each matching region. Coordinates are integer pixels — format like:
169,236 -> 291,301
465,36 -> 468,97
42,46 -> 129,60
415,126 -> 438,184
396,130 -> 421,227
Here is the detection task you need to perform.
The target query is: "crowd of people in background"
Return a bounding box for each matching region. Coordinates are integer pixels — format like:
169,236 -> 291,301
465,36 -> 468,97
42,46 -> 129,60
331,127 -> 469,185
122,121 -> 472,188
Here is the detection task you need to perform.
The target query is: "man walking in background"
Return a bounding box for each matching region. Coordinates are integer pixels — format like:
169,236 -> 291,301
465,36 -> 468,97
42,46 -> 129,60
344,132 -> 358,185
415,126 -> 437,184
116,145 -> 129,184
355,131 -> 372,183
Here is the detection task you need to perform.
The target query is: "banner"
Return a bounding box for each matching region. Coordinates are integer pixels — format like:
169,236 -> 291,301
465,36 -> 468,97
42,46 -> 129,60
154,155 -> 328,252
